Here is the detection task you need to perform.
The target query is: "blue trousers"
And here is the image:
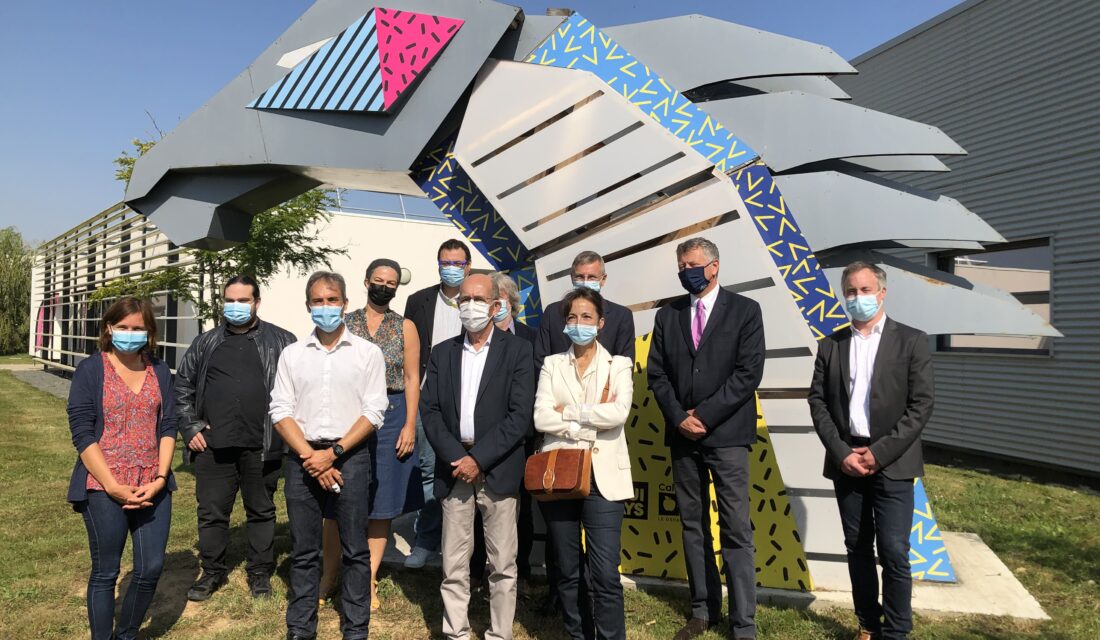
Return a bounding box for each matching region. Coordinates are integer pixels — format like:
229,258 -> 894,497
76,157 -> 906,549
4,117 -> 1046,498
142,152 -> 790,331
412,412 -> 442,551
79,490 -> 172,640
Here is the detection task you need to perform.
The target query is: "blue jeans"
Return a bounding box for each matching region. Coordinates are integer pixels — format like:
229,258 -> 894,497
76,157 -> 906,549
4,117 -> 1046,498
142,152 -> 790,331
79,490 -> 172,640
285,444 -> 372,639
412,412 -> 442,551
543,480 -> 626,640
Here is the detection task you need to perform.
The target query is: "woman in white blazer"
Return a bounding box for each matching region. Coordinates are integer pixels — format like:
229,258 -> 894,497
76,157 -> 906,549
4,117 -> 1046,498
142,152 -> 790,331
534,288 -> 634,640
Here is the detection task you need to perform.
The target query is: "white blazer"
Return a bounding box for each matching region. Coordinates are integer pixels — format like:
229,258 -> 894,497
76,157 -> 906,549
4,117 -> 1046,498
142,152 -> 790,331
533,342 -> 634,501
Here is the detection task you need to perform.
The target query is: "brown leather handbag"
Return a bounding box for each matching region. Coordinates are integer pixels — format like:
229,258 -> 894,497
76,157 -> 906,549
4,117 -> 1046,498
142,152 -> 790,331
524,370 -> 610,502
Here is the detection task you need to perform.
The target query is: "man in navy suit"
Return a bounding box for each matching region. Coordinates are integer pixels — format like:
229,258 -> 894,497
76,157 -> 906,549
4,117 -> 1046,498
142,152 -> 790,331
647,237 -> 765,640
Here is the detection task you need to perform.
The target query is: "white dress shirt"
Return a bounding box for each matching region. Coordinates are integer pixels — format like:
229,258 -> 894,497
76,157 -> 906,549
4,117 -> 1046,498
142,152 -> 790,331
848,314 -> 887,438
431,288 -> 462,347
690,284 -> 720,333
269,327 -> 389,441
459,327 -> 494,444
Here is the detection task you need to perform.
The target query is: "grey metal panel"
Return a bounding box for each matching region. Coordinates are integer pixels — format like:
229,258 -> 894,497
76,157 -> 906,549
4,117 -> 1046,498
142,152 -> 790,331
126,0 -> 520,246
842,155 -> 950,172
491,14 -> 565,61
774,170 -> 1004,251
838,0 -> 1100,474
821,249 -> 1060,338
604,15 -> 855,91
699,92 -> 966,172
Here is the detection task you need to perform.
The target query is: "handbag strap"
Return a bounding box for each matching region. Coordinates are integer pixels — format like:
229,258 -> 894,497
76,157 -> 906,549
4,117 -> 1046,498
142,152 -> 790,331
541,448 -> 558,492
600,369 -> 611,404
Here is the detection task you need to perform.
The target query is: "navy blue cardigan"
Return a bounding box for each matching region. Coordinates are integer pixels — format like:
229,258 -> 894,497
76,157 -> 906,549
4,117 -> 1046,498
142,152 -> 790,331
66,352 -> 179,506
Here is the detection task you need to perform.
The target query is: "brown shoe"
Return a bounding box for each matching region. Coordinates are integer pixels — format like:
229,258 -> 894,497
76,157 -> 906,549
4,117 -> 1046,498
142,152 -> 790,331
673,618 -> 715,640
854,630 -> 878,640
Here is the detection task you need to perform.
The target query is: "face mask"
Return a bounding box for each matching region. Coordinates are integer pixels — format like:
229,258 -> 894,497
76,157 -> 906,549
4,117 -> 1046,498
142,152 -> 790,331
493,299 -> 510,323
440,266 -> 466,288
459,300 -> 492,333
573,280 -> 601,293
845,294 -> 881,322
111,330 -> 148,353
678,265 -> 711,295
223,302 -> 253,326
311,305 -> 344,333
367,283 -> 397,307
563,323 -> 599,346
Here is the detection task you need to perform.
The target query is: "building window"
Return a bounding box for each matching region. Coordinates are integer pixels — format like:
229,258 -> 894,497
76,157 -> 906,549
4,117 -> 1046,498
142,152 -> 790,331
937,238 -> 1053,354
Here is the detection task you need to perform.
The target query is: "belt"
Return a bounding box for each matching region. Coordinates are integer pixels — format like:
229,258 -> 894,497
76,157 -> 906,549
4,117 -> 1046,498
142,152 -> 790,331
462,442 -> 475,451
386,388 -> 404,396
307,439 -> 339,449
849,436 -> 872,446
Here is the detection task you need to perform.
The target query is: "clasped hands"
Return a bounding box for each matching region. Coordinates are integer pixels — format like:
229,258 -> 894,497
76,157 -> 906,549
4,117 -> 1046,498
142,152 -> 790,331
451,455 -> 481,484
302,447 -> 343,492
841,447 -> 881,477
107,477 -> 166,510
678,409 -> 707,441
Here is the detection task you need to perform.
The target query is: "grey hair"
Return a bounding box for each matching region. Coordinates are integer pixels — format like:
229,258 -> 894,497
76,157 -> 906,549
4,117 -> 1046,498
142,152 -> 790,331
490,272 -> 521,318
570,250 -> 605,276
676,237 -> 720,262
841,261 -> 887,291
305,270 -> 348,301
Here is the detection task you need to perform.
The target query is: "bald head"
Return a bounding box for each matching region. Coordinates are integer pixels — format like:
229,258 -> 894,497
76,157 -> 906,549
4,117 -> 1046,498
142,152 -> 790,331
459,273 -> 499,306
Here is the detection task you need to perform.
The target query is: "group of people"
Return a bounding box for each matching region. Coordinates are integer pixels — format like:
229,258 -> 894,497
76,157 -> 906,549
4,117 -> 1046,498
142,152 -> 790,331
67,235 -> 932,640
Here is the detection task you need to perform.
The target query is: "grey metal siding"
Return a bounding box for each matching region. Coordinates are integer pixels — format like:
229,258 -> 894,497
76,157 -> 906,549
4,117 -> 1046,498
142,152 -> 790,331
837,0 -> 1100,474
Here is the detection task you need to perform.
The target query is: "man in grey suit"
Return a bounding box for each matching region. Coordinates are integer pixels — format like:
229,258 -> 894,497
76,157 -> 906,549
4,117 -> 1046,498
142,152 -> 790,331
808,261 -> 935,640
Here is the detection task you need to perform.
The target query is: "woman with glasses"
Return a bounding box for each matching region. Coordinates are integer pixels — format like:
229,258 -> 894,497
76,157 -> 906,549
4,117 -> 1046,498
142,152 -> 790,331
533,288 -> 634,640
66,297 -> 178,640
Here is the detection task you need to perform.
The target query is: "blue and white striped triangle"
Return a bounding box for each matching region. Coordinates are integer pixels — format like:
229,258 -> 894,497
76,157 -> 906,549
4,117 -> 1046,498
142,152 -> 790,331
248,10 -> 385,112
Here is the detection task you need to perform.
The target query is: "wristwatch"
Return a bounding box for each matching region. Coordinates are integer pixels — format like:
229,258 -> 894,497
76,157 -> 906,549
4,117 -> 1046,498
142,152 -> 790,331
331,443 -> 345,458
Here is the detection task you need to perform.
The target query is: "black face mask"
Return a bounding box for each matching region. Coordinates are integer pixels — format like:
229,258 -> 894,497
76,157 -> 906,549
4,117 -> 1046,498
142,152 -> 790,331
367,283 -> 397,306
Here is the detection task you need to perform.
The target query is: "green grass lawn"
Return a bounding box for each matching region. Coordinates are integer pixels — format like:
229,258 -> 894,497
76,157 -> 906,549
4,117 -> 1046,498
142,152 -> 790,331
0,370 -> 1096,639
0,353 -> 33,365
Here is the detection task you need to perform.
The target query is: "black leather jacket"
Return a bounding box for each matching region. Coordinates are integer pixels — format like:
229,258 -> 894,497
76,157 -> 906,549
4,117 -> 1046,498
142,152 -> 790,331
175,318 -> 297,462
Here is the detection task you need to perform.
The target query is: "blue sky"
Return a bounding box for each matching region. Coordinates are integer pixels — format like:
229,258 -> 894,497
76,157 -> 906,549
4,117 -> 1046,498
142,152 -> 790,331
0,0 -> 962,243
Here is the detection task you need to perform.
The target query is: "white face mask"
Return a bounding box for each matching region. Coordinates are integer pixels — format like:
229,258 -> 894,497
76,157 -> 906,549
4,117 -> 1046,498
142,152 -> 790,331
459,300 -> 492,332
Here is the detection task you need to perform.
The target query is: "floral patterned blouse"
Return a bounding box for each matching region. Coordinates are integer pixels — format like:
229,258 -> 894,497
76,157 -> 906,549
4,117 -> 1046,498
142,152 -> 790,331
345,308 -> 406,391
86,353 -> 161,491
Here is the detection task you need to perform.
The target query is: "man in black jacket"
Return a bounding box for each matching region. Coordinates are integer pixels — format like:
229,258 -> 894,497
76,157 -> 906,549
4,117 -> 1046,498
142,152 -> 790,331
647,237 -> 765,640
535,250 -> 635,371
402,239 -> 472,568
809,262 -> 934,640
175,276 -> 296,601
421,273 -> 534,640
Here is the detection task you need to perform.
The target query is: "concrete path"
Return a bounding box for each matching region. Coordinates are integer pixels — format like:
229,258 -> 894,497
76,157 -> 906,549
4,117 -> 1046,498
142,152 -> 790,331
9,368 -> 71,400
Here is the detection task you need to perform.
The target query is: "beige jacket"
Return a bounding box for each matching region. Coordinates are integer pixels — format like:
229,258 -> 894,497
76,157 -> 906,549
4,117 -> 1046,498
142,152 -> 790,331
533,342 -> 634,501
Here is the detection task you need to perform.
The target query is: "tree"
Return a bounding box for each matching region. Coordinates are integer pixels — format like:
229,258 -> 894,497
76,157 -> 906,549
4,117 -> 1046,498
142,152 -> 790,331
0,227 -> 32,355
94,138 -> 346,328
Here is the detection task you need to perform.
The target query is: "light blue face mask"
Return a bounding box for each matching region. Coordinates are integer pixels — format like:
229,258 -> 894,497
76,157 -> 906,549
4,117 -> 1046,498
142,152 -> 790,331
563,323 -> 599,346
440,266 -> 466,288
111,330 -> 148,353
223,301 -> 253,326
845,294 -> 881,322
573,280 -> 601,293
493,299 -> 510,323
311,305 -> 344,333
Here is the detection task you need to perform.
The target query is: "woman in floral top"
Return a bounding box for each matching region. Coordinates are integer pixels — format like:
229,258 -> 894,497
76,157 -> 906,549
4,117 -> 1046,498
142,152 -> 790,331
319,258 -> 423,610
66,297 -> 178,640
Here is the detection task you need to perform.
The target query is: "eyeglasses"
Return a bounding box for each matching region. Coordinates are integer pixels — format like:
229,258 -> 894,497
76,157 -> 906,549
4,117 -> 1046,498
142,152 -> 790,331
439,260 -> 468,268
571,275 -> 603,282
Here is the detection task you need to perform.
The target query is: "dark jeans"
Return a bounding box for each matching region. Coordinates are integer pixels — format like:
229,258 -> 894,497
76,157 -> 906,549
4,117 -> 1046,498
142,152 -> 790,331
285,444 -> 372,639
543,481 -> 626,640
671,445 -> 755,638
835,473 -> 915,640
413,412 -> 442,551
194,447 -> 280,576
79,490 -> 172,640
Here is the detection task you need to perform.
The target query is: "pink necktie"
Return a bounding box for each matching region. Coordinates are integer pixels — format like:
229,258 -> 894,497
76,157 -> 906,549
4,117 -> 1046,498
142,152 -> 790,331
693,299 -> 706,349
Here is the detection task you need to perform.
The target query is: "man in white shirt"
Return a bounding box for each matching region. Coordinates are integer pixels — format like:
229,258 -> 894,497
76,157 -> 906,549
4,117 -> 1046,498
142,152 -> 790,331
421,273 -> 535,640
270,271 -> 389,640
809,261 -> 935,640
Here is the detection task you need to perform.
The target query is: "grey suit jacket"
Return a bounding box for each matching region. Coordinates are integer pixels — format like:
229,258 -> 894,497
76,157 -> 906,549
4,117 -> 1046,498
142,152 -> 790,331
808,317 -> 934,480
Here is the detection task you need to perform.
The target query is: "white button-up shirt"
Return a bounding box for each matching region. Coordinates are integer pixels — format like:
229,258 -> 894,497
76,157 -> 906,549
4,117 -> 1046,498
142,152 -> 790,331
431,288 -> 462,347
848,314 -> 887,438
690,284 -> 720,333
269,327 -> 389,441
459,327 -> 494,444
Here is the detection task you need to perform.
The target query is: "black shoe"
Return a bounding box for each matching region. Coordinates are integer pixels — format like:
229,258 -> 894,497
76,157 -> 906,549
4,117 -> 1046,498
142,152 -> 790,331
187,572 -> 227,601
286,633 -> 316,640
673,618 -> 717,640
248,572 -> 272,598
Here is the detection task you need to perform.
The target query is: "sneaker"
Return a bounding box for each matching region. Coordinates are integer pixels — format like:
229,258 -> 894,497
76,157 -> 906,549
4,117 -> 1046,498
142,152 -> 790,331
248,572 -> 272,598
404,546 -> 433,569
187,572 -> 227,601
